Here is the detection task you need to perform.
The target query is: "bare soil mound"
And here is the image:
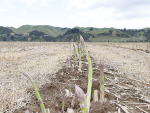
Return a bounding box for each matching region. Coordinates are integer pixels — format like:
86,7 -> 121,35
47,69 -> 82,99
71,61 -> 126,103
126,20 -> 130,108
14,54 -> 150,113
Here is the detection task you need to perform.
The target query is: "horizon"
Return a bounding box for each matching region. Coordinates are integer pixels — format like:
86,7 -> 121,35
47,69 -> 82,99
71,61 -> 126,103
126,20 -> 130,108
3,24 -> 150,30
0,0 -> 150,29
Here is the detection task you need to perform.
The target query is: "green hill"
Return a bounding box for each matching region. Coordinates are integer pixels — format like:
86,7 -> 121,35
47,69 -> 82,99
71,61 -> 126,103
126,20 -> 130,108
0,25 -> 150,42
7,25 -> 69,37
75,27 -> 115,34
61,27 -> 150,42
0,26 -> 14,35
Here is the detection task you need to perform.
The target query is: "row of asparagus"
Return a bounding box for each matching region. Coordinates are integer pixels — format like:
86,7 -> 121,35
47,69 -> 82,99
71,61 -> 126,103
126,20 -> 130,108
23,35 -> 105,113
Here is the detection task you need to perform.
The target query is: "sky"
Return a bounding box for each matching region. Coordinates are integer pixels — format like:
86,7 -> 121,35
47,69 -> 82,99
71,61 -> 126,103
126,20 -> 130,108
0,0 -> 150,29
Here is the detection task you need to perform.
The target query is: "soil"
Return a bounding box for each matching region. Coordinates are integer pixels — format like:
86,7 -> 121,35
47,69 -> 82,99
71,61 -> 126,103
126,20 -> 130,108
14,53 -> 150,113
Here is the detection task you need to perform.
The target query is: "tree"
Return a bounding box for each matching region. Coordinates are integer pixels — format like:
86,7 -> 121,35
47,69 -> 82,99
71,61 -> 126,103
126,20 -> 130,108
124,27 -> 126,31
90,27 -> 93,31
98,31 -> 101,36
10,33 -> 15,36
25,33 -> 29,37
89,36 -> 92,42
27,37 -> 31,42
112,30 -> 116,37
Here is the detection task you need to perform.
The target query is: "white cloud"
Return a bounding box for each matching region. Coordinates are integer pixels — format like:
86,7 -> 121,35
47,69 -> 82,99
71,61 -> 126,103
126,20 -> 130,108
67,0 -> 150,10
16,0 -> 54,8
67,7 -> 115,26
67,0 -> 150,19
23,9 -> 27,13
0,0 -> 16,13
66,0 -> 150,29
0,0 -> 54,11
67,3 -> 150,29
0,8 -> 6,12
0,0 -> 150,29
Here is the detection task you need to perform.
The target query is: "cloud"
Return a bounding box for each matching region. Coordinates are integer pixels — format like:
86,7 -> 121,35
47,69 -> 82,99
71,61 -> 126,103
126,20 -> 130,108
17,0 -> 54,8
67,2 -> 150,29
66,0 -> 150,29
0,8 -> 6,12
0,0 -> 54,11
67,0 -> 150,20
23,9 -> 27,13
67,7 -> 115,24
0,0 -> 16,13
67,0 -> 150,10
0,0 -> 150,29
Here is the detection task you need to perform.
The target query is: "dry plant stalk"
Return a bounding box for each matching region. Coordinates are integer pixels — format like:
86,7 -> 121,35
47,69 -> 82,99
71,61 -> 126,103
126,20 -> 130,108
0,42 -> 71,112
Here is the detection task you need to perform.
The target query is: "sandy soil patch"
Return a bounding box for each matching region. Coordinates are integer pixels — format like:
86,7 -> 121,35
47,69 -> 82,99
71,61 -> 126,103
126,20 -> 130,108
0,42 -> 71,112
87,43 -> 150,84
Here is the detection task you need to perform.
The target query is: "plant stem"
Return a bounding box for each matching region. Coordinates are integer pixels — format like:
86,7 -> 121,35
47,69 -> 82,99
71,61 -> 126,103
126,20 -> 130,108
86,54 -> 92,112
73,44 -> 77,65
100,74 -> 104,103
99,62 -> 104,104
22,72 -> 46,113
94,90 -> 98,102
78,47 -> 82,72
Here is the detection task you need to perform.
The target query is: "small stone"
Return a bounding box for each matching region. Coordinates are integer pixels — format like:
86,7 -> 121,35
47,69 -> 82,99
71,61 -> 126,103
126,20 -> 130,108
67,108 -> 74,113
121,93 -> 126,96
65,89 -> 73,97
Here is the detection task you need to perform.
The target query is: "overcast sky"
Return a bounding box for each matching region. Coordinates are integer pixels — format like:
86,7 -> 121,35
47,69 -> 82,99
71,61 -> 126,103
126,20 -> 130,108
0,0 -> 150,29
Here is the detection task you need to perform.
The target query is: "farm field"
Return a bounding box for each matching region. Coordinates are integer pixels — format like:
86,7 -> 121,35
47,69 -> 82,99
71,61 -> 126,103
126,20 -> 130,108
0,42 -> 150,113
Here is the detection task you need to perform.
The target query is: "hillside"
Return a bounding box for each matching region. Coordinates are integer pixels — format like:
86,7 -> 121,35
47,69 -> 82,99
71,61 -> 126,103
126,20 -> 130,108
0,26 -> 14,35
62,27 -> 150,42
0,25 -> 150,42
7,25 -> 69,37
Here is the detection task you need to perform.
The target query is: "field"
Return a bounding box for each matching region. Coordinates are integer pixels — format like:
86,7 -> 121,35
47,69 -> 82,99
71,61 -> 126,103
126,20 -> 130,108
0,42 -> 150,113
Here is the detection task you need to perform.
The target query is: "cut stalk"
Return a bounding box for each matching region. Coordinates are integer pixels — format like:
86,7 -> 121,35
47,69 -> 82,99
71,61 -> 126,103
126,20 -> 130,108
22,72 -> 46,113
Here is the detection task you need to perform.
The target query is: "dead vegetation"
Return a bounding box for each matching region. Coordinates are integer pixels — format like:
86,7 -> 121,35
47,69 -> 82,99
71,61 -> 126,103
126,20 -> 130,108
0,42 -> 150,112
0,42 -> 71,112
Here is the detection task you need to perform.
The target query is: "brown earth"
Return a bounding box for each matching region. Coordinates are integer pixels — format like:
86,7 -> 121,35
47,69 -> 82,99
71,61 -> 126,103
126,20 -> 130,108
1,42 -> 150,113
88,43 -> 150,84
14,53 -> 150,113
